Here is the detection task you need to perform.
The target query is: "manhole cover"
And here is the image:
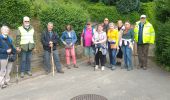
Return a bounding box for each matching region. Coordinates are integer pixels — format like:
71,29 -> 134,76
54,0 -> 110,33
71,94 -> 107,100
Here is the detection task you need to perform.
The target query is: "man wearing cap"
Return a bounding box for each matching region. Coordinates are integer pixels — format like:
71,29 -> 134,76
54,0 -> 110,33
134,15 -> 155,70
16,16 -> 36,78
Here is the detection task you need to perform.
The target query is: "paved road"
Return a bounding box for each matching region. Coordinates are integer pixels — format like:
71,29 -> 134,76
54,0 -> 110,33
0,58 -> 170,100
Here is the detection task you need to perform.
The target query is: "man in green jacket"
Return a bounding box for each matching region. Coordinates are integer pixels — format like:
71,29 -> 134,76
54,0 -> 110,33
16,16 -> 36,78
134,15 -> 155,70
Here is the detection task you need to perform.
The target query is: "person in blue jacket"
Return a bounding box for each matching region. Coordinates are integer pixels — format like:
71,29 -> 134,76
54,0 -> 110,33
60,24 -> 78,69
0,25 -> 16,89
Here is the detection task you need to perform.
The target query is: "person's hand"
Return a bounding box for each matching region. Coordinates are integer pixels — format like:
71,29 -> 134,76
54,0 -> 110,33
69,43 -> 73,46
16,47 -> 21,52
63,41 -> 67,45
117,46 -> 119,50
49,41 -> 53,44
49,43 -> 53,47
7,49 -> 12,54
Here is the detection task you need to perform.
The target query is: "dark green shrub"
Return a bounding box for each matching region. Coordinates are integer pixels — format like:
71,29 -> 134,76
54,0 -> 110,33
155,21 -> 170,66
87,3 -> 120,23
0,0 -> 34,28
39,4 -> 89,44
116,0 -> 140,14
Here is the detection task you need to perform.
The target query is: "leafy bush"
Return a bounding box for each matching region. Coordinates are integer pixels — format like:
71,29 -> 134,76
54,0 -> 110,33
0,0 -> 34,28
87,3 -> 120,22
155,21 -> 170,66
116,0 -> 140,14
39,3 -> 89,44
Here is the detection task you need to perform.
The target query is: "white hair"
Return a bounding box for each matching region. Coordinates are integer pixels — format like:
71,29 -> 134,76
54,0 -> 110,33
1,25 -> 9,33
47,22 -> 53,26
23,16 -> 30,22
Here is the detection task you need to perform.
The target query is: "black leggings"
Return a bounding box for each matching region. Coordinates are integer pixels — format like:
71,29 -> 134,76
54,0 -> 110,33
95,51 -> 106,66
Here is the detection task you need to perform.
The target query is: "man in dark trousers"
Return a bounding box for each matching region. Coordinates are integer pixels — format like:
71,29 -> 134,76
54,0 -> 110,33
41,22 -> 64,74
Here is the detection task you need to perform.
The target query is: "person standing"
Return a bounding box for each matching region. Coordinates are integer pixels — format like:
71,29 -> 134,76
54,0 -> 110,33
134,15 -> 155,70
41,22 -> 64,74
16,16 -> 36,78
0,26 -> 16,88
107,23 -> 119,70
92,24 -> 107,71
103,18 -> 109,33
60,25 -> 78,69
81,22 -> 95,65
120,21 -> 134,71
116,20 -> 125,66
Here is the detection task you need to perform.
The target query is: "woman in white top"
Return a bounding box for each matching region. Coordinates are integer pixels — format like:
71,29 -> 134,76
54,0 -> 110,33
92,24 -> 107,71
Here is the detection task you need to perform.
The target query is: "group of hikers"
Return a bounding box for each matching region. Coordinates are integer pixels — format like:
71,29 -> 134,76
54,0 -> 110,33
0,15 -> 155,89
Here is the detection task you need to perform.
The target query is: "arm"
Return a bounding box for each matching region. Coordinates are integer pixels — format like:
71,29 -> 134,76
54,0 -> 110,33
149,24 -> 155,44
80,30 -> 84,46
60,32 -> 65,43
41,31 -> 49,46
116,30 -> 119,46
72,31 -> 77,44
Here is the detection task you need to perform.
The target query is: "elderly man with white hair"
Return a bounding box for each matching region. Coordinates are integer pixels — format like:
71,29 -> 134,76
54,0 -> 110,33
16,16 -> 36,78
0,25 -> 16,89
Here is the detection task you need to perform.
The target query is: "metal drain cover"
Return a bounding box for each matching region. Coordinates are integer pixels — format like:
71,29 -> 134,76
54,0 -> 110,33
71,94 -> 107,100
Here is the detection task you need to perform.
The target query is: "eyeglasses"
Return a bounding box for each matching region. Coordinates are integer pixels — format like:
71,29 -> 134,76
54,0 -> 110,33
24,21 -> 30,22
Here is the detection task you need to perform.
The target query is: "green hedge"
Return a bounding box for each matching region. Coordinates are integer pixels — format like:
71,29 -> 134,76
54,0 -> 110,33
0,0 -> 33,28
155,21 -> 170,68
39,4 -> 89,44
87,3 -> 120,23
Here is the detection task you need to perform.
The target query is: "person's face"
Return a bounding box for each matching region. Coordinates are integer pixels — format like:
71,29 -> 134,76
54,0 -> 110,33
140,18 -> 146,23
98,26 -> 103,32
67,25 -> 71,31
109,25 -> 114,30
117,21 -> 123,27
47,24 -> 53,31
86,24 -> 91,29
23,20 -> 30,27
1,27 -> 9,36
125,23 -> 131,29
104,19 -> 109,24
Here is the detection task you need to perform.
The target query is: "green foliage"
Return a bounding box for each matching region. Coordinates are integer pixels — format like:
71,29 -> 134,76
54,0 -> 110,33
156,0 -> 170,23
0,0 -> 34,28
87,3 -> 120,23
155,21 -> 170,66
39,4 -> 89,43
116,0 -> 140,14
139,2 -> 156,26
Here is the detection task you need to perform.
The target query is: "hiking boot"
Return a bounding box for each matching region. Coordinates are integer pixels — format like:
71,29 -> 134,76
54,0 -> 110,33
20,72 -> 24,78
66,65 -> 71,69
101,66 -> 105,71
27,71 -> 32,76
143,67 -> 147,70
57,69 -> 64,73
73,64 -> 79,68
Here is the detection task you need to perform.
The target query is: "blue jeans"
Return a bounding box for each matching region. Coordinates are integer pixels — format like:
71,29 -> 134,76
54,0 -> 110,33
122,45 -> 132,69
20,51 -> 32,73
44,50 -> 61,72
108,42 -> 117,65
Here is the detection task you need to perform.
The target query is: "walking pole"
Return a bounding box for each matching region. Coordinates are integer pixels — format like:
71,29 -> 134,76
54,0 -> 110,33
16,53 -> 19,83
133,42 -> 136,67
51,46 -> 55,76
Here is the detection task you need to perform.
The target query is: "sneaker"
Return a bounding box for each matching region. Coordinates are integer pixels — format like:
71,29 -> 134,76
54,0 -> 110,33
143,67 -> 147,70
27,71 -> 32,76
94,65 -> 98,70
73,64 -> 79,68
1,84 -> 7,89
20,72 -> 24,78
101,66 -> 105,71
111,65 -> 116,70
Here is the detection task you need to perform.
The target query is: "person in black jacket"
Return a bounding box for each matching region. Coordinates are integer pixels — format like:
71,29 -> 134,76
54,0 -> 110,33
41,22 -> 64,74
0,26 -> 16,89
